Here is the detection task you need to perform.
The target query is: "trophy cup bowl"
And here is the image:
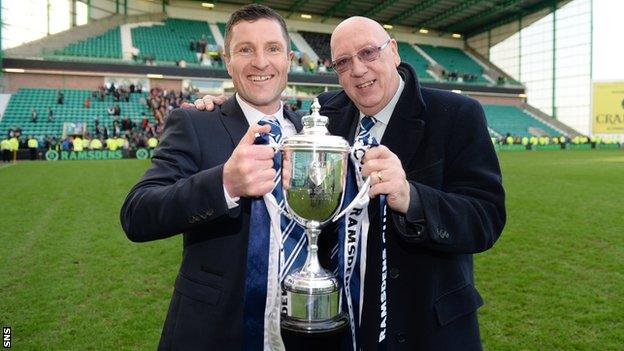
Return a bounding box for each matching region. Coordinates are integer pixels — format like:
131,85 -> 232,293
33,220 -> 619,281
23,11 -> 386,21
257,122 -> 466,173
279,99 -> 351,334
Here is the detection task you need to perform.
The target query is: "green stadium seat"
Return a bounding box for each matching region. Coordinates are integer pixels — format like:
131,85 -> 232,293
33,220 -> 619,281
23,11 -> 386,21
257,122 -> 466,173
397,42 -> 434,81
0,88 -> 152,138
58,28 -> 122,59
417,44 -> 489,84
132,18 -> 216,64
483,104 -> 561,137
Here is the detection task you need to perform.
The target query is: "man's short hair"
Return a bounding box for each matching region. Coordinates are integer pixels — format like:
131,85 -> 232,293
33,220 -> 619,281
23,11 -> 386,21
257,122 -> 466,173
224,4 -> 290,55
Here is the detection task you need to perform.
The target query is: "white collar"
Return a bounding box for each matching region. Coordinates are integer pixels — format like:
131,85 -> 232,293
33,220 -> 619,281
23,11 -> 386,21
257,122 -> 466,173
359,74 -> 405,125
236,93 -> 284,125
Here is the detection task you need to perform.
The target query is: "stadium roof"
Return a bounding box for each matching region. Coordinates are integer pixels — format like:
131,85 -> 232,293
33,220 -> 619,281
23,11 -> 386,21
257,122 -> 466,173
202,0 -> 570,37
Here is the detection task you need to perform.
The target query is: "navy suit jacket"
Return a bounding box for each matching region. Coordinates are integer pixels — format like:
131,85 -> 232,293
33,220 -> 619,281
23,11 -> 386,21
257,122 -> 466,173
317,62 -> 506,350
120,97 -> 302,350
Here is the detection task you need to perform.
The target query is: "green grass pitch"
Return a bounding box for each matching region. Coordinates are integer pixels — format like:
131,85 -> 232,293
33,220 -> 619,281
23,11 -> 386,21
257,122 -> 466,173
0,150 -> 622,350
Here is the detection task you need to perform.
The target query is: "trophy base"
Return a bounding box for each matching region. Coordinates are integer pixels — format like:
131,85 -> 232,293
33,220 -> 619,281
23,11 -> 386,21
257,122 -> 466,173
281,312 -> 348,335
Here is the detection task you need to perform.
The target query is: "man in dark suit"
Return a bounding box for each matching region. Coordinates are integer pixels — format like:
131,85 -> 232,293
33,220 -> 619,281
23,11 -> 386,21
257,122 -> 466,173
317,17 -> 506,350
120,5 -> 303,350
194,14 -> 505,351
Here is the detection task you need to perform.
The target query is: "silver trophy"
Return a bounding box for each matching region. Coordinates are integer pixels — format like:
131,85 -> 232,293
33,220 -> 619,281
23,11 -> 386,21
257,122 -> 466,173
278,99 -> 357,334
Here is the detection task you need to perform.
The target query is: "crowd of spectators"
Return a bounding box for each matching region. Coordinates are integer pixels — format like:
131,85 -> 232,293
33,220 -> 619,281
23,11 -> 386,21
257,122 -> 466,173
4,83 -> 200,158
186,35 -> 224,68
441,70 -> 480,82
289,54 -> 333,74
493,133 -> 622,148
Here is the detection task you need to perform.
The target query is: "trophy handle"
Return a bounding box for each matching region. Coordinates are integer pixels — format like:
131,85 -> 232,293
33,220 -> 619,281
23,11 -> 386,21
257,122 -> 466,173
331,175 -> 371,222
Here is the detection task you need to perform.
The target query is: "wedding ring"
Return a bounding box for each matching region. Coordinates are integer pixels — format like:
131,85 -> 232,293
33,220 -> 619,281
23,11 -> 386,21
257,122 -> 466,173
377,171 -> 383,182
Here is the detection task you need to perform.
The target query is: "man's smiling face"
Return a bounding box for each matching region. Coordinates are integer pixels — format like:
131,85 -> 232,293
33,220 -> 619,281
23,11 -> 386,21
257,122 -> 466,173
225,18 -> 291,115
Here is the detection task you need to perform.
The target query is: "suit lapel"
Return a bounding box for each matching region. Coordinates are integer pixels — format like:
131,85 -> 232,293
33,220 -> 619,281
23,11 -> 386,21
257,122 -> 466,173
327,102 -> 359,145
283,107 -> 303,133
219,96 -> 249,147
380,64 -> 426,169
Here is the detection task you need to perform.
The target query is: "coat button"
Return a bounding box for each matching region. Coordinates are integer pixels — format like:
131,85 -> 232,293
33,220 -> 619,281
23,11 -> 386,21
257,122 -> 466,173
396,332 -> 407,343
389,268 -> 399,279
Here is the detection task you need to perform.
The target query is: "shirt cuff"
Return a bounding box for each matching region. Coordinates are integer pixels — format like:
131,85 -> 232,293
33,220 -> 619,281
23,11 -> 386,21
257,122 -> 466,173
223,185 -> 240,209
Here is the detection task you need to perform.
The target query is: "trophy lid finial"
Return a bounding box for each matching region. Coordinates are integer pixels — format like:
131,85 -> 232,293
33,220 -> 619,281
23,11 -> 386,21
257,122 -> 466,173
301,97 -> 328,131
311,98 -> 321,115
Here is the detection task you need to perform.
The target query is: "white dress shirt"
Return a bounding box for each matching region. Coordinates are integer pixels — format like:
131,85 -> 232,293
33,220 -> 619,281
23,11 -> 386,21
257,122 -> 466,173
355,74 -> 405,142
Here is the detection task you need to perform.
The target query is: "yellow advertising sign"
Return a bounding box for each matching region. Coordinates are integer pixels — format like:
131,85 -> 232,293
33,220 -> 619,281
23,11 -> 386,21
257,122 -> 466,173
592,82 -> 624,134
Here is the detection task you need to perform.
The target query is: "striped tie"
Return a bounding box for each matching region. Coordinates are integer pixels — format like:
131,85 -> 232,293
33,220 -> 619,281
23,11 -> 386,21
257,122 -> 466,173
357,115 -> 378,145
332,115 -> 378,272
245,116 -> 306,348
254,117 -> 308,283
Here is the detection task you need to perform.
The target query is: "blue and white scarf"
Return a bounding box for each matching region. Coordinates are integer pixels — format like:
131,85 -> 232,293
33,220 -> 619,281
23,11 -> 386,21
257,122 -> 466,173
243,117 -> 385,350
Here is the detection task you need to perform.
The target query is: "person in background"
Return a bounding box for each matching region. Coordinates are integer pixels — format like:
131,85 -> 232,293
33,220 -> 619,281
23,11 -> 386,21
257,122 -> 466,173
27,135 -> 38,160
1,137 -> 11,162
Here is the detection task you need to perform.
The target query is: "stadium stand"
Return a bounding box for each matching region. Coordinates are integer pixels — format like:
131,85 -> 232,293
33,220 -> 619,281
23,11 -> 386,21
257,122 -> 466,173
43,21 -> 526,86
217,22 -> 227,38
131,18 -> 216,64
0,88 -> 151,138
397,42 -> 435,81
483,104 -> 561,137
298,31 -> 332,63
417,44 -> 489,84
56,27 -> 122,59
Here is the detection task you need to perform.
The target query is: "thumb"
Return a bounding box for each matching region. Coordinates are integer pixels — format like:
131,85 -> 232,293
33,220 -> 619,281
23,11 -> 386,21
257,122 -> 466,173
239,123 -> 271,145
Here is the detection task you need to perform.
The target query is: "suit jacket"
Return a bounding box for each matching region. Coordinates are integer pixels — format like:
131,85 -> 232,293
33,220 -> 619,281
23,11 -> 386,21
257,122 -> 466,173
317,62 -> 506,350
120,97 -> 303,350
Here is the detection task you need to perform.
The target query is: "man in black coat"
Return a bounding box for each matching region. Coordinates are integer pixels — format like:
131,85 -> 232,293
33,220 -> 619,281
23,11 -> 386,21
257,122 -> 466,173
192,13 -> 505,351
120,5 -> 304,350
318,17 -> 506,350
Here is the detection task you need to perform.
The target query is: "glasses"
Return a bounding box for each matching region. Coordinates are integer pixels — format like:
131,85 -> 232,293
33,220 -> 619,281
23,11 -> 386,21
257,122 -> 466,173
331,39 -> 391,74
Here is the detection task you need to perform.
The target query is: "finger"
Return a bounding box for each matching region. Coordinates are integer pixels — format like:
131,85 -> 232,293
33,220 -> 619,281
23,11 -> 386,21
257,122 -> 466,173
253,158 -> 275,171
248,172 -> 277,196
205,101 -> 215,111
239,124 -> 271,145
241,167 -> 275,185
214,95 -> 227,105
361,158 -> 384,177
194,99 -> 206,110
362,145 -> 392,163
256,180 -> 277,196
239,157 -> 273,174
201,96 -> 217,111
181,102 -> 193,109
251,167 -> 277,182
246,145 -> 276,159
369,181 -> 399,198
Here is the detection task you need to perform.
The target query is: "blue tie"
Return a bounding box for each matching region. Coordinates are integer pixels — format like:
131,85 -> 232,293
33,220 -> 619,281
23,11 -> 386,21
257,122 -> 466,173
331,115 -> 378,270
255,118 -> 308,283
357,116 -> 378,146
243,117 -> 307,350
